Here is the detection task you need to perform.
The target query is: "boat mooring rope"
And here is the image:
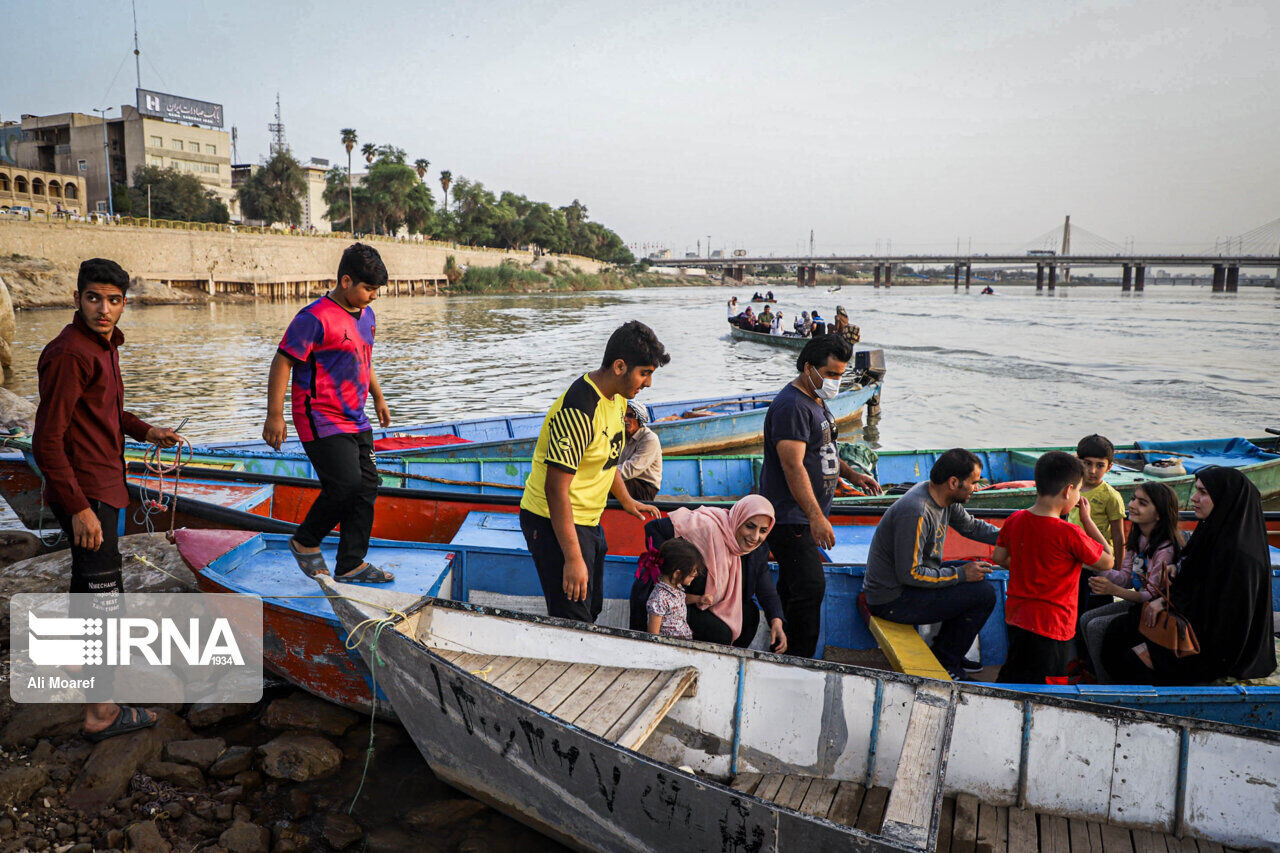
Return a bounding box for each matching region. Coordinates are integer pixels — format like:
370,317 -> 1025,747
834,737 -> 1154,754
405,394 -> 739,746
134,437 -> 193,535
342,611 -> 403,815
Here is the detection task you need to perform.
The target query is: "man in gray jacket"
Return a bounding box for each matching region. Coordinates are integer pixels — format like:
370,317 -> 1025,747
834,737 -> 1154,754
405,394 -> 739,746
864,448 -> 999,679
618,400 -> 662,501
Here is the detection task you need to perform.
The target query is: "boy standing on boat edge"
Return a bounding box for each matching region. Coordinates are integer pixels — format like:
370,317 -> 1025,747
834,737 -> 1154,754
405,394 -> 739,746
263,242 -> 394,584
520,321 -> 668,623
759,334 -> 882,658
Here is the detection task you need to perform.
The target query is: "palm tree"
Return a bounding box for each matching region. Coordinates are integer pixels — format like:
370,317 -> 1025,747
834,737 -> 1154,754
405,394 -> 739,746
361,143 -> 376,167
439,170 -> 452,214
340,128 -> 357,233
414,159 -> 430,182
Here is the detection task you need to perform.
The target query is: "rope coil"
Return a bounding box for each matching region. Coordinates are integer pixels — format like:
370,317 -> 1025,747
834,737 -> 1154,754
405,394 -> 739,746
133,437 -> 193,535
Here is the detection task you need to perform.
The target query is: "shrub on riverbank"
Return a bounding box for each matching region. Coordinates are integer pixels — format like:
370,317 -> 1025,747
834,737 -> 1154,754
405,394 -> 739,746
455,261 -> 683,294
454,262 -> 549,293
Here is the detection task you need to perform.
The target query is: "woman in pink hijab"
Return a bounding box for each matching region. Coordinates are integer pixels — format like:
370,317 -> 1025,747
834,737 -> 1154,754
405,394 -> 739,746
629,495 -> 789,652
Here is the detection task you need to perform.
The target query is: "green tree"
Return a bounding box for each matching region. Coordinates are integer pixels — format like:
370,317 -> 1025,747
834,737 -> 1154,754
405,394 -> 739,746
361,143 -> 376,167
450,177 -> 498,246
443,255 -> 462,287
414,159 -> 430,182
339,128 -> 358,232
438,170 -> 452,215
127,165 -> 228,223
236,150 -> 305,227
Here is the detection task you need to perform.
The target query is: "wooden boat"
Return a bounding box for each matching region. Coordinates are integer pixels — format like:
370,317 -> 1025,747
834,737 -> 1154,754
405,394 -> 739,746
138,384 -> 882,458
728,323 -> 811,350
327,581 -> 1280,851
174,522 -> 1280,732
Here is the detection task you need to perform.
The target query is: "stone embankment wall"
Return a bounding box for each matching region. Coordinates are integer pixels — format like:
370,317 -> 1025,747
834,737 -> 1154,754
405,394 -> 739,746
0,219 -> 606,307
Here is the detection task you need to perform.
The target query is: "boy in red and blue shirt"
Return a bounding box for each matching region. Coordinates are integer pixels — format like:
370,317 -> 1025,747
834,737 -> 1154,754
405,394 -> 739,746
263,243 -> 393,583
993,451 -> 1114,684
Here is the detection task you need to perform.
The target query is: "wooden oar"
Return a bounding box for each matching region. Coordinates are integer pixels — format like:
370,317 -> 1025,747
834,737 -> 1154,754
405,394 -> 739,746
375,468 -> 524,490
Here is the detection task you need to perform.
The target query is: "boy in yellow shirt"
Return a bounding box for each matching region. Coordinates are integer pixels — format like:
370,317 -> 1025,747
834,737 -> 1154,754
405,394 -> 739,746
1068,434 -> 1126,619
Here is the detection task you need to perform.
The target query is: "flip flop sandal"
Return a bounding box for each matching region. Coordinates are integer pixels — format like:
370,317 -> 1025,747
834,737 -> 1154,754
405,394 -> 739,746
83,704 -> 157,743
288,539 -> 330,578
335,563 -> 395,584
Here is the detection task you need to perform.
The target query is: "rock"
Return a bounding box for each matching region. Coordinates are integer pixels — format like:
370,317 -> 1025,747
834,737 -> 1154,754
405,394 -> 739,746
128,277 -> 200,306
55,821 -> 74,838
0,387 -> 33,433
215,784 -> 245,803
186,703 -> 253,728
125,820 -> 171,853
401,798 -> 488,830
66,708 -> 192,812
67,844 -> 92,853
0,257 -> 74,310
104,828 -> 125,849
232,805 -> 252,824
141,760 -> 204,791
262,694 -> 358,737
208,745 -> 253,778
0,274 -> 16,370
30,740 -> 54,764
2,533 -> 196,593
283,789 -> 311,819
0,766 -> 49,806
321,813 -> 362,850
233,770 -> 261,792
0,705 -> 83,746
255,734 -> 341,782
219,820 -> 269,853
163,738 -> 225,770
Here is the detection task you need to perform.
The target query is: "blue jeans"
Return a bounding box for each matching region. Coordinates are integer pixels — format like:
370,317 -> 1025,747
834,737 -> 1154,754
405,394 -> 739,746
866,581 -> 996,672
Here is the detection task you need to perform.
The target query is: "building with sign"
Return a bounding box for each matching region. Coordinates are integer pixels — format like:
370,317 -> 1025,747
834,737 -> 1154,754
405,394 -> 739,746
12,99 -> 232,215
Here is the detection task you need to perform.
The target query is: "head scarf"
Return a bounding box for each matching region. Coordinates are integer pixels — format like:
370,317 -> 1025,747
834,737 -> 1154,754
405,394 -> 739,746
802,311 -> 810,320
626,400 -> 649,427
1166,466 -> 1275,681
668,495 -> 775,641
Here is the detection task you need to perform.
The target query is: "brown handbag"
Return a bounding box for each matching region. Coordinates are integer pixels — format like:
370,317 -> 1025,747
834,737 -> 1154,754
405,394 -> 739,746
1138,574 -> 1200,658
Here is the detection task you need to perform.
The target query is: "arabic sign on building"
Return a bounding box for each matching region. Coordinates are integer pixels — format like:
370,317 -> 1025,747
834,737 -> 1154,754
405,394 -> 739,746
136,88 -> 224,129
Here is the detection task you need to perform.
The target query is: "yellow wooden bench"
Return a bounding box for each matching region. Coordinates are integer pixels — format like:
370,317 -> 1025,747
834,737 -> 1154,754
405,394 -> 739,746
857,594 -> 952,681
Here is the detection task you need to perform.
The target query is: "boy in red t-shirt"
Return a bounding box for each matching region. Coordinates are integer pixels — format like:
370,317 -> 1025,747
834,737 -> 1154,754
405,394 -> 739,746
993,451 -> 1114,684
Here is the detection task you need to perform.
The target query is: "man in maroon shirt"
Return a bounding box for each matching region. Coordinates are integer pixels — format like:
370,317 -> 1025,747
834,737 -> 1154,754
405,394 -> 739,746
33,258 -> 180,741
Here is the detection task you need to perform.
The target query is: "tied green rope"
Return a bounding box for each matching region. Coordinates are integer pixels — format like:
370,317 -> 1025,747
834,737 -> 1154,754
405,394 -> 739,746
344,614 -> 399,815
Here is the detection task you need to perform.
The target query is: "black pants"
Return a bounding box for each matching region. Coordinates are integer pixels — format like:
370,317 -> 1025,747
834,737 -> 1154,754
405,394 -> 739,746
295,430 -> 379,574
624,478 -> 657,502
520,509 -> 607,624
767,523 -> 826,658
997,624 -> 1071,684
866,579 -> 997,673
50,500 -> 122,701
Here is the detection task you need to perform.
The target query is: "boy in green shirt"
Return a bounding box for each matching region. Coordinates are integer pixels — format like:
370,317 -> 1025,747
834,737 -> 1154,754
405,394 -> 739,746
1068,434 -> 1126,617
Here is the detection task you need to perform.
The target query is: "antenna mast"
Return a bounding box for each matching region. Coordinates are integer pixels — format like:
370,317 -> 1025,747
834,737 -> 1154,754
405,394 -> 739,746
231,126 -> 239,163
268,94 -> 288,156
132,0 -> 142,90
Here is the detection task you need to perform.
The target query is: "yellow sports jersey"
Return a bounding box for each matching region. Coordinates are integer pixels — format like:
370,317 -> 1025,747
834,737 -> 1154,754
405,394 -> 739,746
1067,480 -> 1126,550
520,374 -> 626,526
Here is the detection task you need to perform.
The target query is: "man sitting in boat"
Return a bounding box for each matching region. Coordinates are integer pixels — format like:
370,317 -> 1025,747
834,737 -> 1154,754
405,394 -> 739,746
519,321 -> 665,624
726,296 -> 738,318
862,448 -> 1001,680
770,311 -> 785,336
618,400 -> 662,502
794,311 -> 812,337
810,309 -> 827,336
732,306 -> 756,330
766,290 -> 775,300
832,306 -> 860,347
752,291 -> 764,301
756,305 -> 775,333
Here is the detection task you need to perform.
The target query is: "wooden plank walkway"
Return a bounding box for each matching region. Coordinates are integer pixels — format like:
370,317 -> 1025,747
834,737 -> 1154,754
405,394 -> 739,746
430,646 -> 697,751
730,773 -> 1247,852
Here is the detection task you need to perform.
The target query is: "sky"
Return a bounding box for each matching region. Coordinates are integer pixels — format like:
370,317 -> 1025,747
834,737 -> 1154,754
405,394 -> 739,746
3,0 -> 1277,256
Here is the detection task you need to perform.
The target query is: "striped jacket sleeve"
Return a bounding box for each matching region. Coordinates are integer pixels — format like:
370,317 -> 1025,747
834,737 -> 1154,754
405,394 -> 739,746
545,404 -> 594,472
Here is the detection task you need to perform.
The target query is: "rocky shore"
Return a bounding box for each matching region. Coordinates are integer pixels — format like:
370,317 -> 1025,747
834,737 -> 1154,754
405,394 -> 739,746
0,535 -> 566,853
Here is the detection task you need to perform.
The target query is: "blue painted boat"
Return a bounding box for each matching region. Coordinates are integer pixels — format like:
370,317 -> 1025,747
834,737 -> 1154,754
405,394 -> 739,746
160,382 -> 883,458
177,513 -> 1280,730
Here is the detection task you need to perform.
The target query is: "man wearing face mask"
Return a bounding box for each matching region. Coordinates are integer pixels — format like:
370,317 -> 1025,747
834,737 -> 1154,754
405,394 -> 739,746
760,335 -> 882,658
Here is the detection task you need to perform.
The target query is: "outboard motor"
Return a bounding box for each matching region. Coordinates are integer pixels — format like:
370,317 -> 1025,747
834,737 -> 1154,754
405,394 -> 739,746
853,348 -> 887,386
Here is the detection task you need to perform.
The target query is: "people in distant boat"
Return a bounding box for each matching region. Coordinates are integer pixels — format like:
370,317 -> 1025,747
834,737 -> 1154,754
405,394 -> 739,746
770,311 -> 784,336
726,296 -> 738,318
1099,467 -> 1276,685
766,290 -> 775,301
759,336 -> 882,658
981,285 -> 995,295
993,452 -> 1114,685
630,495 -> 788,653
643,538 -> 706,640
752,291 -> 764,301
267,243 -> 394,584
619,400 -> 662,502
1078,482 -> 1183,683
863,448 -> 1001,680
756,304 -> 775,332
832,306 -> 860,348
810,309 -> 827,336
794,311 -> 812,337
519,321 -> 666,625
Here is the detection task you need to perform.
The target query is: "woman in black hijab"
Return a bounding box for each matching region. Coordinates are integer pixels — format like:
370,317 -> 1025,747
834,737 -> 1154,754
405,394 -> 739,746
1101,466 -> 1276,684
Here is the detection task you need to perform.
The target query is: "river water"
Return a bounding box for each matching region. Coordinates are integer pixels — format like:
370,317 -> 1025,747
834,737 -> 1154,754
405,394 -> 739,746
7,284 -> 1279,451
